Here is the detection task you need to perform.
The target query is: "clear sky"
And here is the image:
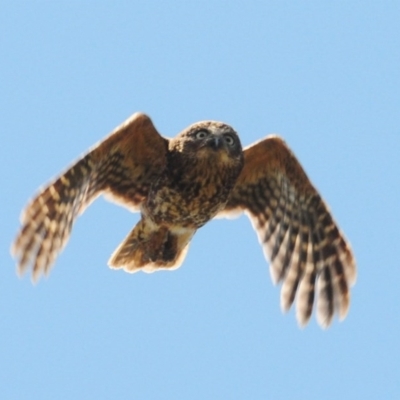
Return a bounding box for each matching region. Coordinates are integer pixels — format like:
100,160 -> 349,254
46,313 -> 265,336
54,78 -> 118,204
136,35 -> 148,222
2,2 -> 399,399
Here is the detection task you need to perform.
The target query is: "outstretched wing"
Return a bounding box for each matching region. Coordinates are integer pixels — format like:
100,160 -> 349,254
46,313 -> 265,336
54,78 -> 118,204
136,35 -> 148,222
220,135 -> 356,328
11,113 -> 168,281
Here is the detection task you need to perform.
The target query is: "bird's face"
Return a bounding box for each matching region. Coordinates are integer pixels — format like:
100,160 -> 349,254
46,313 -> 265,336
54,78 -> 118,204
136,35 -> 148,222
171,121 -> 244,164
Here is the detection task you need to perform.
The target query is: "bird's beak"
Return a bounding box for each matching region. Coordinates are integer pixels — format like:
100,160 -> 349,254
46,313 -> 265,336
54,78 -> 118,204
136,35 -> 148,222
207,136 -> 223,150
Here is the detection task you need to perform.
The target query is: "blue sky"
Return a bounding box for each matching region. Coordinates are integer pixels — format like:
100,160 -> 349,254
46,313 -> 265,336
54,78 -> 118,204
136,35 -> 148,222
1,2 -> 399,399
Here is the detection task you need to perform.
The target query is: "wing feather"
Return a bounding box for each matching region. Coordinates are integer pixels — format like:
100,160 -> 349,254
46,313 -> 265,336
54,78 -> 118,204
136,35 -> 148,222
220,135 -> 356,328
11,112 -> 168,280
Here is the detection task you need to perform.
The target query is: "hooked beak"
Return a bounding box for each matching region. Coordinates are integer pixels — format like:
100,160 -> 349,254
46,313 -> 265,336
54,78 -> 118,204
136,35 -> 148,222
206,136 -> 223,150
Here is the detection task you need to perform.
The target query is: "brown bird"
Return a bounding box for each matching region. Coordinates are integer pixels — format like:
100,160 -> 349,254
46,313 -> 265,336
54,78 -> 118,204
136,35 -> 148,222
11,112 -> 356,328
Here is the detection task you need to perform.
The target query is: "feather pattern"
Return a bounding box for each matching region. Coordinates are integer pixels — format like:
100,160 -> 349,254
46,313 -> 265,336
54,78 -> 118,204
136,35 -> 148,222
221,135 -> 356,328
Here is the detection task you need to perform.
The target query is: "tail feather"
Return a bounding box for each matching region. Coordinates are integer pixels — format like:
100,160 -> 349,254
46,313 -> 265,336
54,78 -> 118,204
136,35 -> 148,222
108,218 -> 194,273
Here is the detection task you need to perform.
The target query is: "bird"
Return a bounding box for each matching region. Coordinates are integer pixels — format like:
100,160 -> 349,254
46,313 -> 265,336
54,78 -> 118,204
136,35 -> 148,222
11,112 -> 356,328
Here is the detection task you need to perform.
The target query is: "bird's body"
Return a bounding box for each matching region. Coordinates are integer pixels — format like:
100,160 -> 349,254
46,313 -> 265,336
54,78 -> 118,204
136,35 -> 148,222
11,112 -> 356,328
147,128 -> 243,227
110,120 -> 244,272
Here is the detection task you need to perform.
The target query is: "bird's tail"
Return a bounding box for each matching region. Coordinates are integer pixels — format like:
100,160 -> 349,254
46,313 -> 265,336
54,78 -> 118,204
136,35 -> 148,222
108,218 -> 194,273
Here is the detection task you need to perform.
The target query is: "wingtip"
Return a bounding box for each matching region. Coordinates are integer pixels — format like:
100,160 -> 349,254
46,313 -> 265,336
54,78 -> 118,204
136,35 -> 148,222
10,241 -> 17,258
337,295 -> 350,321
122,112 -> 152,127
296,313 -> 311,329
316,312 -> 333,329
16,263 -> 25,279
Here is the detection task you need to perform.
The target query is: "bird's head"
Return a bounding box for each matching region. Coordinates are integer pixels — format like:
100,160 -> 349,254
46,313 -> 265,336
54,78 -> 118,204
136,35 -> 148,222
170,121 -> 244,167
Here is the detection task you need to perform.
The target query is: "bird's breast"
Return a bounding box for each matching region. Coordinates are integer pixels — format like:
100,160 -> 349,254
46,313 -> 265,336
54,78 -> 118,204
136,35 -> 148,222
144,157 -> 240,228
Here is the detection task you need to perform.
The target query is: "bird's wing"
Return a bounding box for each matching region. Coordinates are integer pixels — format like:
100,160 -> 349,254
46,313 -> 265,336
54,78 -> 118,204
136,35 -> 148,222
219,135 -> 356,328
11,113 -> 168,281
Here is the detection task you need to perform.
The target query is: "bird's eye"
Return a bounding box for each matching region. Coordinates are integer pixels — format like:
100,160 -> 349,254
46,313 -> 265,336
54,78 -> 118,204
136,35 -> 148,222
224,134 -> 235,146
196,130 -> 208,139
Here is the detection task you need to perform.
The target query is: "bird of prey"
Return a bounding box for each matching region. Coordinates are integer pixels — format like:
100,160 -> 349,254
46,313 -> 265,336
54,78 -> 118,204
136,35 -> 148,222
11,112 -> 356,328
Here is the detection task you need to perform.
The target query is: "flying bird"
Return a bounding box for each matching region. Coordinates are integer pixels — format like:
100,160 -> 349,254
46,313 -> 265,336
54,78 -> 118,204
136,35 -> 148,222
11,112 -> 356,328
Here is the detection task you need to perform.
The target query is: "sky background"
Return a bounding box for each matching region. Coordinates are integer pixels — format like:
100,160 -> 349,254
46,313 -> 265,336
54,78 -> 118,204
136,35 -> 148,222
1,2 -> 399,399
